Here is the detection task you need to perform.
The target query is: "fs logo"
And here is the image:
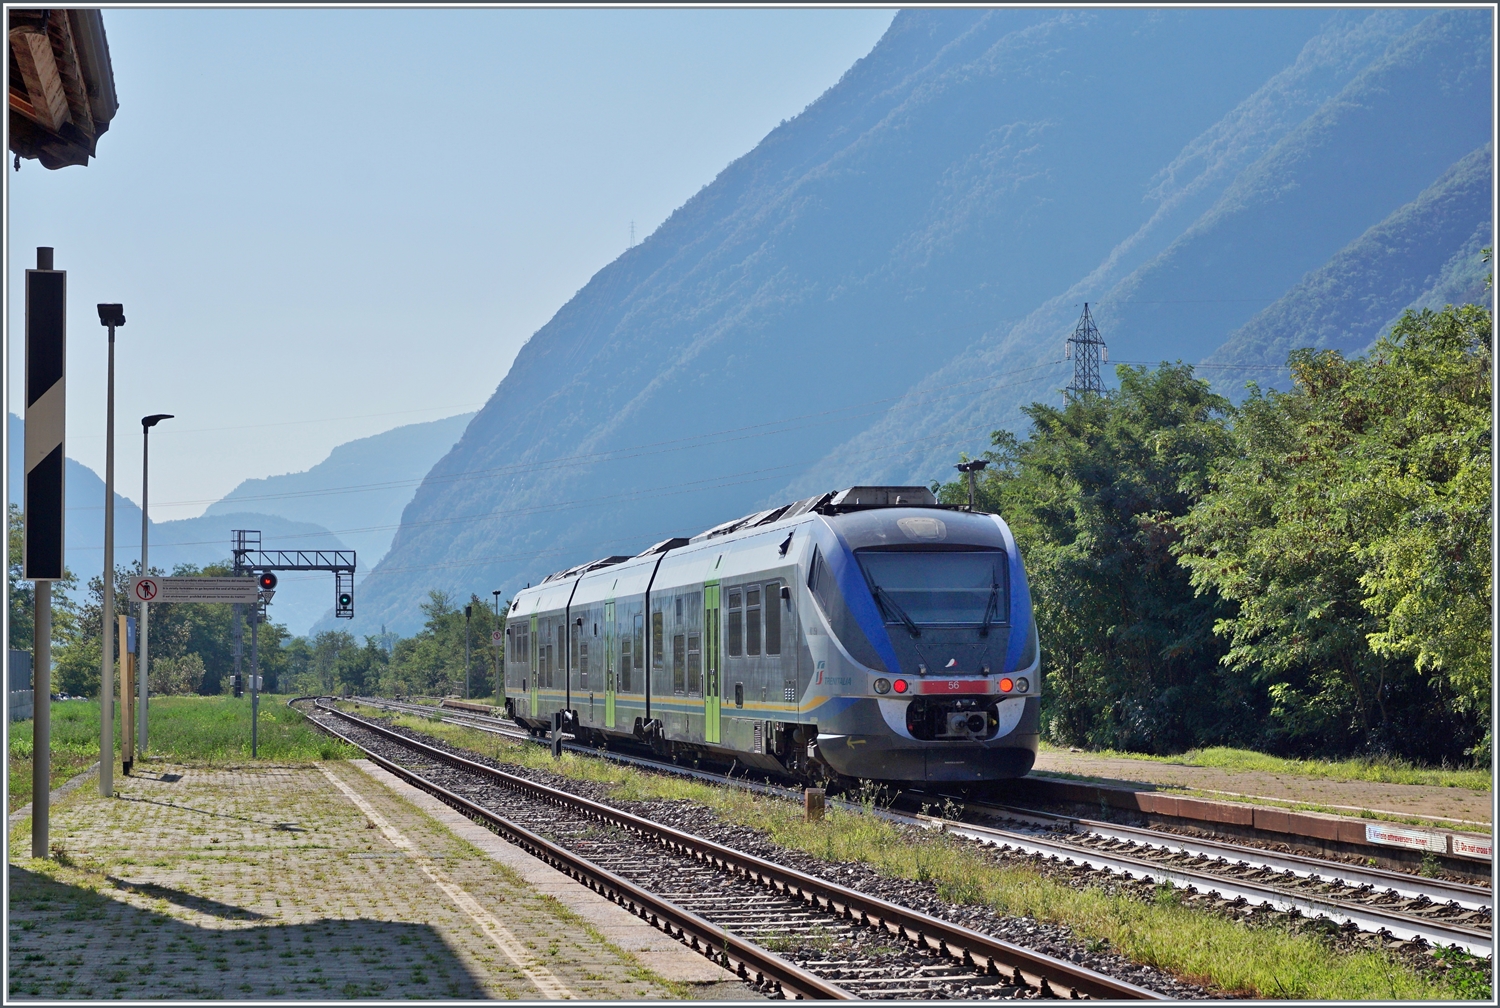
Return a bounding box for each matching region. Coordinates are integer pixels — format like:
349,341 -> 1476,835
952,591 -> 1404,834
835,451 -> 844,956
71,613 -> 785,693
815,660 -> 826,685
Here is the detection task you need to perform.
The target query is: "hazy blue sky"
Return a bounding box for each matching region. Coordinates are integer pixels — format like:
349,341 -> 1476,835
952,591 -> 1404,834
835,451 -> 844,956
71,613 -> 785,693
7,7 -> 895,518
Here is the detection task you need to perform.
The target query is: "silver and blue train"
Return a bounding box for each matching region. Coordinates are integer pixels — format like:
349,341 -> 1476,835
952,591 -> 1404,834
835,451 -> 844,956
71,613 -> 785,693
503,486 -> 1040,787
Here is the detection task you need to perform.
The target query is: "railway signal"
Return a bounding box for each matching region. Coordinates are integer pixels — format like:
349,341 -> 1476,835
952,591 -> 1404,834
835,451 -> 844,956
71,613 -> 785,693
258,571 -> 278,591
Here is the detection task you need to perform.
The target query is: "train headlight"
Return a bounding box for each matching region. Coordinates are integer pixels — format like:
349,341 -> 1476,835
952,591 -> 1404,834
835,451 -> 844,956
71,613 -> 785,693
892,679 -> 909,694
873,678 -> 891,695
1016,677 -> 1029,693
999,678 -> 1014,692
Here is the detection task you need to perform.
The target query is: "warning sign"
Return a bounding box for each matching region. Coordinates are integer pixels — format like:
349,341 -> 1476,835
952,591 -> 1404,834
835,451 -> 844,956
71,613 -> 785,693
1450,834 -> 1492,860
128,576 -> 258,604
1364,822 -> 1447,853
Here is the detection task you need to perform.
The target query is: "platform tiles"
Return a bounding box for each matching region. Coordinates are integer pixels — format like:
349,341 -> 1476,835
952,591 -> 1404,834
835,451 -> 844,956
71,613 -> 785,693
6,759 -> 750,1000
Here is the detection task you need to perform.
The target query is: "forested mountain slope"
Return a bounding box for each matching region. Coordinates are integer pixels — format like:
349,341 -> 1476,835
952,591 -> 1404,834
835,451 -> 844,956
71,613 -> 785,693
340,8 -> 1492,636
206,412 -> 473,567
1200,144 -> 1493,396
793,9 -> 1491,494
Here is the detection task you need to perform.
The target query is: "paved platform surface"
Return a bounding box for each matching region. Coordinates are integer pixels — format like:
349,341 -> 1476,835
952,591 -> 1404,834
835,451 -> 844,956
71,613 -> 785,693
348,760 -> 744,989
1031,752 -> 1491,827
6,760 -> 744,1000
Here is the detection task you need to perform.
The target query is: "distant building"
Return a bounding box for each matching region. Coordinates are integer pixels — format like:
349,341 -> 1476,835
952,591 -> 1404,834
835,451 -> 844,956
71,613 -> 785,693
8,8 -> 118,169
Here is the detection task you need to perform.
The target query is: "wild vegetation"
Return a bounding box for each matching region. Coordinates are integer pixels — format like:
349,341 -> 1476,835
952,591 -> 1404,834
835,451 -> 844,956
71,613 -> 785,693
938,301 -> 1491,765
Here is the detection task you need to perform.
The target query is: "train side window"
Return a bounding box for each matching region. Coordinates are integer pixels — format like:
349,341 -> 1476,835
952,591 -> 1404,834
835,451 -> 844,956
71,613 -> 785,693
620,636 -> 632,692
634,613 -> 644,671
764,581 -> 782,656
580,641 -> 590,687
541,643 -> 551,689
746,586 -> 762,656
672,634 -> 686,693
675,596 -> 683,621
569,623 -> 579,673
727,588 -> 742,657
653,610 -> 664,668
687,633 -> 702,694
558,626 -> 567,684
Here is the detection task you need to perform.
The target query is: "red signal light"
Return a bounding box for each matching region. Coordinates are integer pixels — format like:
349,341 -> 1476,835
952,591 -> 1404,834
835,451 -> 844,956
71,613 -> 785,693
258,572 -> 278,590
892,679 -> 908,694
999,678 -> 1014,692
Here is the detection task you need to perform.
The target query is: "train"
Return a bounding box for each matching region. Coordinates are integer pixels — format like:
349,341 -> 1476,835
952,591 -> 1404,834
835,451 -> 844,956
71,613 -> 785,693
502,485 -> 1040,788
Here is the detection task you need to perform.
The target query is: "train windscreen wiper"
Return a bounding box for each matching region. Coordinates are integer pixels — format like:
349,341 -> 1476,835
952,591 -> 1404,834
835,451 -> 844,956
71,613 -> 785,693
979,583 -> 1000,637
873,585 -> 922,638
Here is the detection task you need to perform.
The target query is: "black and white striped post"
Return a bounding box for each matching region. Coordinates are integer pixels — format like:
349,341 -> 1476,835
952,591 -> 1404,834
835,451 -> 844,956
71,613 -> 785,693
24,246 -> 66,858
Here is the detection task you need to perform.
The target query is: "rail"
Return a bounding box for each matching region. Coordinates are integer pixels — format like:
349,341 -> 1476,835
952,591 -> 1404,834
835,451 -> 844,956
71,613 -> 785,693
307,698 -> 1168,1000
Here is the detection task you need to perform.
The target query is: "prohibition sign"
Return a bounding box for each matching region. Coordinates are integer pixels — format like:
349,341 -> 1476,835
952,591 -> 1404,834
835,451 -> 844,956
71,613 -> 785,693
132,578 -> 159,602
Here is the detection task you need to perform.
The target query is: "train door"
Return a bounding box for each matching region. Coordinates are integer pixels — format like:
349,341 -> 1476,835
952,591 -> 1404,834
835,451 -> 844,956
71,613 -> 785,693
604,599 -> 617,728
704,582 -> 721,744
529,614 -> 539,716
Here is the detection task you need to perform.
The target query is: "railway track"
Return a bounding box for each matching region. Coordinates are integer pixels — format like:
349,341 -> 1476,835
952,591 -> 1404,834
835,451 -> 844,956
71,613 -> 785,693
342,696 -> 1493,958
299,698 -> 1172,999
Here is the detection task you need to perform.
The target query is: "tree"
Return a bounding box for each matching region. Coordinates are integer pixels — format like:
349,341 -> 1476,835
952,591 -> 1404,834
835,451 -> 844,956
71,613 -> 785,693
7,502 -> 78,656
382,590 -> 502,698
1176,305 -> 1490,761
48,559 -> 293,698
937,364 -> 1243,753
149,654 -> 206,695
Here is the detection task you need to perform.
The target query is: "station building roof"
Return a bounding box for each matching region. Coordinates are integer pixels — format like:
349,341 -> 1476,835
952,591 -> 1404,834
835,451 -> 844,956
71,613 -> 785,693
8,8 -> 118,169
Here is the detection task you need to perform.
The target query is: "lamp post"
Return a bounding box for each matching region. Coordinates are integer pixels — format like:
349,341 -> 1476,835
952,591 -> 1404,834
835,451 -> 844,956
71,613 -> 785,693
464,604 -> 472,700
492,589 -> 502,701
97,303 -> 126,797
137,413 -> 173,757
954,459 -> 989,512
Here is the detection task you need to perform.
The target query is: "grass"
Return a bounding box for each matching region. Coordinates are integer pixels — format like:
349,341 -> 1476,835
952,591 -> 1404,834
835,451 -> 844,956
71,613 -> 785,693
352,705 -> 1483,1000
9,696 -> 356,811
1039,741 -> 1491,791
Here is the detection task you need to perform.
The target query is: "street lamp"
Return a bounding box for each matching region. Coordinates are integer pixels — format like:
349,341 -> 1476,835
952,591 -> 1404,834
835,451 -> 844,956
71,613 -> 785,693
97,303 -> 125,797
492,590 -> 502,702
137,413 -> 173,758
954,459 -> 989,512
464,604 -> 472,700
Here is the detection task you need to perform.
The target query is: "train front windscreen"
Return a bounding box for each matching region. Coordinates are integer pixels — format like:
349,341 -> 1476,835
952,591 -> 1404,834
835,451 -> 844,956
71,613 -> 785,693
855,550 -> 1006,628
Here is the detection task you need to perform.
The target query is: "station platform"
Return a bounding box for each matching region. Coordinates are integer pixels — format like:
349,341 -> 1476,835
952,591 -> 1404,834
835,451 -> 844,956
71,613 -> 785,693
1030,750 -> 1491,828
7,759 -> 748,1000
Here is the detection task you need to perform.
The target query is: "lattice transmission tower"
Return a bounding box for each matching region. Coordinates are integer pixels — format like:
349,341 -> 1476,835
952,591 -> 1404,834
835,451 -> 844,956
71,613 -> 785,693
1064,302 -> 1107,395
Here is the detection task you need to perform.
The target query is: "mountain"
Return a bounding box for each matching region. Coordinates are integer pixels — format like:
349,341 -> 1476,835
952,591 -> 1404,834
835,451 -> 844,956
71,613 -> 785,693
1200,143 -> 1493,395
8,413 -> 348,636
204,412 -> 474,567
794,9 -> 1492,492
334,8 -> 1492,636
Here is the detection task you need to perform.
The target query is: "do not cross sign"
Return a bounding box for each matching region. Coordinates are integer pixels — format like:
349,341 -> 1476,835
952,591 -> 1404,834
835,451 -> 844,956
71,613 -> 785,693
132,578 -> 159,602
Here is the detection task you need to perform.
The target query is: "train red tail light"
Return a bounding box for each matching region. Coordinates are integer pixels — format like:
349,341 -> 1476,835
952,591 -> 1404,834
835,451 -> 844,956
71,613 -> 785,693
999,678 -> 1014,692
892,679 -> 909,694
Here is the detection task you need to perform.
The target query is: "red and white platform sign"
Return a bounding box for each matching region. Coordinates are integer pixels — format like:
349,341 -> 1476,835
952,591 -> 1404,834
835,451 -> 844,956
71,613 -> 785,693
1449,834 -> 1492,860
1364,822 -> 1448,853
